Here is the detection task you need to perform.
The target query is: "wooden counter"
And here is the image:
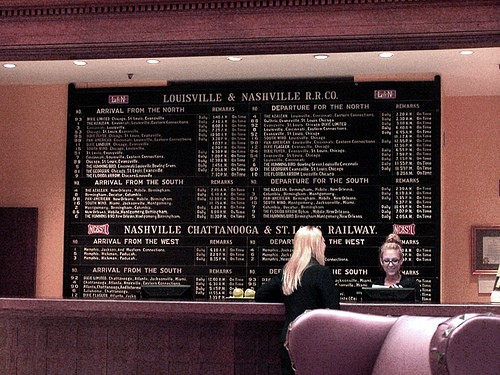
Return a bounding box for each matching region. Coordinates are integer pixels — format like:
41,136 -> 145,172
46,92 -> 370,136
0,298 -> 284,320
0,298 -> 498,375
2,298 -> 498,318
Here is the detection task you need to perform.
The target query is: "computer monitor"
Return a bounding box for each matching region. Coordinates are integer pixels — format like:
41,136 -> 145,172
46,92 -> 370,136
139,284 -> 192,300
361,287 -> 416,303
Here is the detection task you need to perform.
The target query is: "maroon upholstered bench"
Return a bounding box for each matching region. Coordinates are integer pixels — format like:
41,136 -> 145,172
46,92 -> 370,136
285,309 -> 500,375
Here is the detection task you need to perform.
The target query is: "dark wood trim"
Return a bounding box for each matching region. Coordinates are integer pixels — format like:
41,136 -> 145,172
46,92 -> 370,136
1,298 -> 499,319
0,0 -> 460,17
0,208 -> 38,298
0,0 -> 498,61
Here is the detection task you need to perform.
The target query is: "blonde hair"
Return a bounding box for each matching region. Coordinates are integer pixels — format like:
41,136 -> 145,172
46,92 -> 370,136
385,233 -> 402,247
282,226 -> 325,296
379,237 -> 404,261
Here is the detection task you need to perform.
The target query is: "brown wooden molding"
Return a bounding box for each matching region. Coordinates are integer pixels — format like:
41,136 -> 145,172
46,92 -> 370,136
0,0 -> 498,61
0,0 -> 429,18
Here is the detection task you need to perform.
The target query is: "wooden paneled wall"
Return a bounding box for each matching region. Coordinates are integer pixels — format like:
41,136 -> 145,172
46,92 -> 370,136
1,299 -> 499,375
0,315 -> 281,375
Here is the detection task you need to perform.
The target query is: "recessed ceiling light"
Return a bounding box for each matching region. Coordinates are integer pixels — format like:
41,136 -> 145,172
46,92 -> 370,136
459,50 -> 474,56
3,63 -> 16,69
378,52 -> 394,58
227,56 -> 242,62
73,60 -> 87,66
147,59 -> 160,64
314,54 -> 329,60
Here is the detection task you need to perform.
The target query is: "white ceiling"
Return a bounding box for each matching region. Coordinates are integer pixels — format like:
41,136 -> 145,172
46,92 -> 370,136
1,48 -> 499,96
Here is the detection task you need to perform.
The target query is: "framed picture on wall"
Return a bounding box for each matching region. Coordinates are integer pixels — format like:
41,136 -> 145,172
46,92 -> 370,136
472,226 -> 500,275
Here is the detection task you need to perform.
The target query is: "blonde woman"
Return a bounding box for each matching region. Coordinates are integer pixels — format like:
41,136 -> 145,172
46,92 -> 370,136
375,233 -> 421,300
255,225 -> 340,375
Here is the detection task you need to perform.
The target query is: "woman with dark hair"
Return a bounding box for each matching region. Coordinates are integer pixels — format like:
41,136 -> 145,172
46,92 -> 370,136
255,225 -> 340,375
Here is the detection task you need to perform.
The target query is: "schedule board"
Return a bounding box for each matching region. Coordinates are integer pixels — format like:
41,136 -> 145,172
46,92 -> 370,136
64,78 -> 441,302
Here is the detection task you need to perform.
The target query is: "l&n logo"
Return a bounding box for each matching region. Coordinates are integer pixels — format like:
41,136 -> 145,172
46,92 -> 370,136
374,90 -> 397,99
108,95 -> 129,104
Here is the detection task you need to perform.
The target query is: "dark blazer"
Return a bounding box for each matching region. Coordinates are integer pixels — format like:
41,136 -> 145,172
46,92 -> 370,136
255,259 -> 340,342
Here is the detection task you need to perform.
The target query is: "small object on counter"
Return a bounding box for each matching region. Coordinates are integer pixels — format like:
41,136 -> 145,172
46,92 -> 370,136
232,288 -> 244,298
244,288 -> 256,298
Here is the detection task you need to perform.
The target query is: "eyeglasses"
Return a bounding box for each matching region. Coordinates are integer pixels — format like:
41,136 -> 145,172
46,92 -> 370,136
382,258 -> 400,264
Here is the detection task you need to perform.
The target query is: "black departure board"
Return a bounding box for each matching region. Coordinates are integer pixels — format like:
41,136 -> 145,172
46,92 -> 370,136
64,78 -> 441,302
